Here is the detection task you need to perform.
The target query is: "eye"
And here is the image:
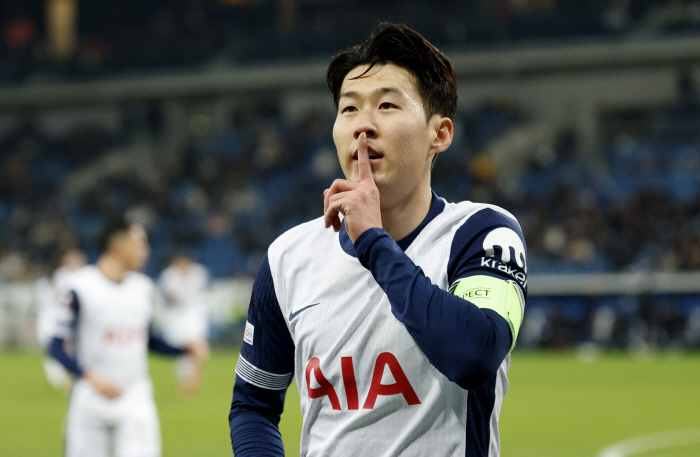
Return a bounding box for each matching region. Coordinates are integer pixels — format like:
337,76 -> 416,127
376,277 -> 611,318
341,105 -> 357,113
379,102 -> 397,109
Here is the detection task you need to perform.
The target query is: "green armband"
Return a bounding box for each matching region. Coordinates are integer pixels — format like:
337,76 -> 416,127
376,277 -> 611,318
450,275 -> 525,352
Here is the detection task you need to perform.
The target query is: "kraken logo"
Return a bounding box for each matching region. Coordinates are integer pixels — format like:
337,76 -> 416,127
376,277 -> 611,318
483,227 -> 527,273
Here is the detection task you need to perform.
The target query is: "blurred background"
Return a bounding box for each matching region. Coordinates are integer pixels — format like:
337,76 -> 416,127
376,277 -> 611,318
1,1 -> 700,456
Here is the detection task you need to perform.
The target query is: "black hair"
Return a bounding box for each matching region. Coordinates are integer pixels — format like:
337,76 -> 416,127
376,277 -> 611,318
327,23 -> 458,121
97,217 -> 132,254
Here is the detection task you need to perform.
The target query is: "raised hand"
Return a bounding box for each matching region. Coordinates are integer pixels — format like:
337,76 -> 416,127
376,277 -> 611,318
186,339 -> 211,366
324,132 -> 382,242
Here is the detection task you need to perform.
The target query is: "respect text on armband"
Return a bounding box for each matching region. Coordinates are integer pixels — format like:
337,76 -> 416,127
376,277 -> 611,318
481,257 -> 527,285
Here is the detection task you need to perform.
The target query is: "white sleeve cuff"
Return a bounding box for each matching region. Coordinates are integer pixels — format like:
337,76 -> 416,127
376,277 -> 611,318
235,355 -> 293,391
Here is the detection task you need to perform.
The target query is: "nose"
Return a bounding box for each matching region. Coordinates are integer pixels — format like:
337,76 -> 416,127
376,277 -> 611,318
354,125 -> 377,140
353,110 -> 377,140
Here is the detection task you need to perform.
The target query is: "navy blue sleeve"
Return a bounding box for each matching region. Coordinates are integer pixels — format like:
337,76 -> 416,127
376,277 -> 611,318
229,377 -> 286,456
354,227 -> 513,390
230,253 -> 295,456
148,331 -> 186,355
47,290 -> 84,377
48,336 -> 83,377
447,207 -> 528,296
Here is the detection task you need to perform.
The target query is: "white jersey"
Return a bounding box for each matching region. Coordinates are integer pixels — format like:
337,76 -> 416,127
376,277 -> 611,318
158,262 -> 209,345
34,275 -> 56,347
36,267 -> 83,390
53,265 -> 156,390
235,195 -> 528,457
36,267 -> 81,347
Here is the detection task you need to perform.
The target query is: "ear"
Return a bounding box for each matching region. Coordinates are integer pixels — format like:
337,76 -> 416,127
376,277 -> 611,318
428,116 -> 453,159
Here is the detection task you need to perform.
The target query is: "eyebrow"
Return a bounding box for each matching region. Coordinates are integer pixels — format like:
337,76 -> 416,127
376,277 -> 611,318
339,86 -> 405,101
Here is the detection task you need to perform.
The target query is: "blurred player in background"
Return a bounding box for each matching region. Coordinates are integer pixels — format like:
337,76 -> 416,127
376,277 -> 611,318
229,23 -> 527,456
158,251 -> 210,397
47,218 -> 208,457
34,247 -> 87,392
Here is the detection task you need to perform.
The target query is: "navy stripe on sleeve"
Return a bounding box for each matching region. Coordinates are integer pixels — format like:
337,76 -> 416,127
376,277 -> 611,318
48,337 -> 83,377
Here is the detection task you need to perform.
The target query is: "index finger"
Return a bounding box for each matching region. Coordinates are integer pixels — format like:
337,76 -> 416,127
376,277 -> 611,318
357,132 -> 375,184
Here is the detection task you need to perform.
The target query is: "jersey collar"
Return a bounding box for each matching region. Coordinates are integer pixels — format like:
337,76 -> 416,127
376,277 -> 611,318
339,191 -> 446,258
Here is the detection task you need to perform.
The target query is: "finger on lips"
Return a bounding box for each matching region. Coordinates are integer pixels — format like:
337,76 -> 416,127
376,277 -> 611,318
323,133 -> 375,232
357,132 -> 374,184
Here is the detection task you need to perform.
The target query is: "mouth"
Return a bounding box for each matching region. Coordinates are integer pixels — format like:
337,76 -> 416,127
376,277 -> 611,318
353,146 -> 384,161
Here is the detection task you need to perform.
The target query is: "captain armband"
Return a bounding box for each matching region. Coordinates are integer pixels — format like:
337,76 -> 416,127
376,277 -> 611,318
450,275 -> 525,352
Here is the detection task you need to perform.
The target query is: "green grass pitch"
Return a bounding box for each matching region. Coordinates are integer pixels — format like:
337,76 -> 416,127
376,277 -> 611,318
1,349 -> 698,456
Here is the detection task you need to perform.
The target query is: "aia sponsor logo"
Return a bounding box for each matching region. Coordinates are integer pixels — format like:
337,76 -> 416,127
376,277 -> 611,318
305,352 -> 420,410
102,327 -> 145,345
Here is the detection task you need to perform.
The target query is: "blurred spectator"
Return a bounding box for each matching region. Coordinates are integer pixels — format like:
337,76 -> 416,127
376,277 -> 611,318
2,14 -> 38,81
158,251 -> 210,397
1,91 -> 700,280
0,82 -> 698,352
0,0 -> 694,85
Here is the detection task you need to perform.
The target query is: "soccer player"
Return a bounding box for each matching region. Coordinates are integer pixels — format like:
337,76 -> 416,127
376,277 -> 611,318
158,252 -> 211,396
229,23 -> 527,457
47,218 -> 208,457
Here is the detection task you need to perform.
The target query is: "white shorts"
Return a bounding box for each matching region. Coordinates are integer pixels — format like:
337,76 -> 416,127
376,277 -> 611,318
65,378 -> 161,457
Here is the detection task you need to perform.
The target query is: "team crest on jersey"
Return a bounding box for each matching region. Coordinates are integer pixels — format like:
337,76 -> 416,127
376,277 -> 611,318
243,321 -> 254,345
483,227 -> 527,273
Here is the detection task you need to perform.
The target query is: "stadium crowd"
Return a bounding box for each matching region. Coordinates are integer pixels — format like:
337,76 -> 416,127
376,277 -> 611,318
1,92 -> 697,351
2,95 -> 700,280
2,1 -> 700,352
3,0 -> 700,84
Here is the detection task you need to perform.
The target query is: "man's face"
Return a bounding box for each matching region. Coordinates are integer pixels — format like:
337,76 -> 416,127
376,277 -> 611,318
114,224 -> 150,272
332,63 -> 441,202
